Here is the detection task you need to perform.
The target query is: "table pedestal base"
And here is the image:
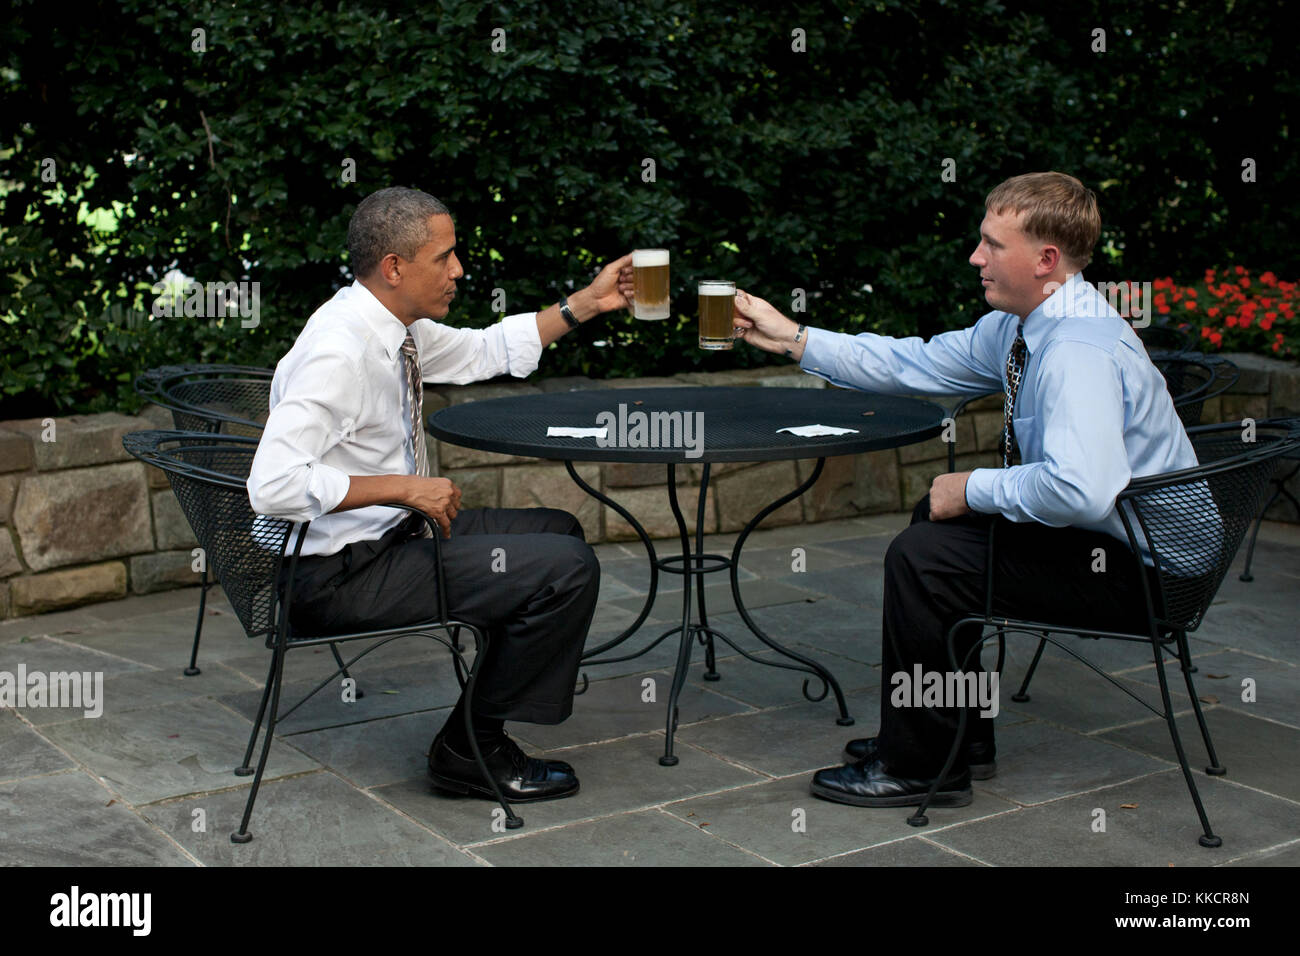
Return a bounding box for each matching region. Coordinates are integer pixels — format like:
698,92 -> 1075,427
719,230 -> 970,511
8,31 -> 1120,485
568,459 -> 855,766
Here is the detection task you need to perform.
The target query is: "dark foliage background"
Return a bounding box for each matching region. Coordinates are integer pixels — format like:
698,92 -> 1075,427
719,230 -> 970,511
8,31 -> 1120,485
2,0 -> 1296,415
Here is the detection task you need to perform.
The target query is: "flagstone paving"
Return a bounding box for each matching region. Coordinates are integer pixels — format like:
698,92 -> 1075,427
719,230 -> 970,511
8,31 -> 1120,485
2,515 -> 1296,867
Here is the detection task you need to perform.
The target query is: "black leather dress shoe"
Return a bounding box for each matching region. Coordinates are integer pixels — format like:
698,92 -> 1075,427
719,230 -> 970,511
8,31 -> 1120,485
810,756 -> 972,808
842,736 -> 997,780
427,734 -> 579,802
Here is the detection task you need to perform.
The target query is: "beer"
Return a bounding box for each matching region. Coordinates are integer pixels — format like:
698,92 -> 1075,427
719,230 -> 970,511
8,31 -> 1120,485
698,280 -> 735,350
632,249 -> 670,320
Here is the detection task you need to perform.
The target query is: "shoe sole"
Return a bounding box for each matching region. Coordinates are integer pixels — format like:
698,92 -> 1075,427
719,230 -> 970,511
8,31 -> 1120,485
841,750 -> 996,781
809,780 -> 974,808
427,768 -> 580,803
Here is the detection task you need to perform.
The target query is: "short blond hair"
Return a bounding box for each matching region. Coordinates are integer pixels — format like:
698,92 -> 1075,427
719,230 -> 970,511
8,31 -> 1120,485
985,172 -> 1101,268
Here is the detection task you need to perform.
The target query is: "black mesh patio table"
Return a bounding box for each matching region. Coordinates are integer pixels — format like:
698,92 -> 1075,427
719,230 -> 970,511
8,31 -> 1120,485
429,386 -> 946,765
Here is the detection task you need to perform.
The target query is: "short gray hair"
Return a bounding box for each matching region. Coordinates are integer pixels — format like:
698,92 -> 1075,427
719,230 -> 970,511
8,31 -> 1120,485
347,187 -> 451,278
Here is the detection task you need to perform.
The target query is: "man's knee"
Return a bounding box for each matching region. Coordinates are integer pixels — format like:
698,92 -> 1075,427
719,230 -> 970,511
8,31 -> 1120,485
549,534 -> 600,584
909,494 -> 932,526
535,508 -> 586,541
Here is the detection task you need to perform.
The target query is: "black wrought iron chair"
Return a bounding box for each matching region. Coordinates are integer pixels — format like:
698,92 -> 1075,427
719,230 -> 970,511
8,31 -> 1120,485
1238,416 -> 1300,582
121,430 -> 522,842
135,363 -> 272,437
134,365 -> 275,676
907,420 -> 1300,846
1152,354 -> 1240,428
1137,320 -> 1196,356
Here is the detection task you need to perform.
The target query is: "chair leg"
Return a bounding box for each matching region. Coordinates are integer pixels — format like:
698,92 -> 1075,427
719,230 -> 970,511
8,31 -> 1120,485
232,640 -> 289,843
236,650 -> 278,776
328,642 -> 364,699
1238,503 -> 1269,582
1241,470 -> 1300,581
1174,630 -> 1225,775
185,568 -> 209,676
449,626 -> 468,690
459,628 -> 522,830
1150,634 -> 1222,847
1012,635 -> 1048,702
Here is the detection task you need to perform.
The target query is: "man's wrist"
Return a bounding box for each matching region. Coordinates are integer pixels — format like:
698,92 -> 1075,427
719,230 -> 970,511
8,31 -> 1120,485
784,322 -> 808,361
568,287 -> 601,323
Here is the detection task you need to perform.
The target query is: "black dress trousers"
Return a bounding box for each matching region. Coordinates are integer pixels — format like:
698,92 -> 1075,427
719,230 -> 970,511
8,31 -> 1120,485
285,507 -> 599,725
875,495 -> 1155,778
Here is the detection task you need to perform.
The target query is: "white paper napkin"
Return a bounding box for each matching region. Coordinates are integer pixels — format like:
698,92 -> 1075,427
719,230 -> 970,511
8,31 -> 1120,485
547,426 -> 609,438
776,424 -> 860,437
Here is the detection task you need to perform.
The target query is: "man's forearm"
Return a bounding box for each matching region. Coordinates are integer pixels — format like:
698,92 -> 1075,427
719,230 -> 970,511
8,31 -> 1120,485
331,474 -> 412,513
537,287 -> 600,347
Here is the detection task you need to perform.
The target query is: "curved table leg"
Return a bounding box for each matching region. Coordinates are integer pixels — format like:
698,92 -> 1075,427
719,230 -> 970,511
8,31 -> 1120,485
568,461 -> 660,693
727,458 -> 855,725
659,463 -> 697,766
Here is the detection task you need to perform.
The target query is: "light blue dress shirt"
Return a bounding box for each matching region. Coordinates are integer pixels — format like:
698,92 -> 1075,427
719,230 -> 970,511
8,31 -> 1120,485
798,273 -> 1206,567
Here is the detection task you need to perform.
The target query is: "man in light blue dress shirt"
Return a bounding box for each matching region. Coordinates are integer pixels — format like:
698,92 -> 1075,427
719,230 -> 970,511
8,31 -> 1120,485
733,172 -> 1197,809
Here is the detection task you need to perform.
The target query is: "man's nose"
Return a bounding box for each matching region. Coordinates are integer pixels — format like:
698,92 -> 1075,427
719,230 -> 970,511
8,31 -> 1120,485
449,253 -> 464,280
969,246 -> 985,267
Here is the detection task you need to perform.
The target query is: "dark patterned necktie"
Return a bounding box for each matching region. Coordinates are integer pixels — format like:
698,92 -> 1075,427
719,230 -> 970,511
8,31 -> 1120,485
400,331 -> 434,537
1002,323 -> 1028,468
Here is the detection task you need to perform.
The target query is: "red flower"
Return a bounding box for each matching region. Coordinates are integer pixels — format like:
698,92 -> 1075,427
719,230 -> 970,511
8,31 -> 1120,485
1260,316 -> 1273,331
1158,304 -> 1171,314
1261,271 -> 1278,286
1209,331 -> 1223,347
1234,265 -> 1247,275
1201,326 -> 1213,338
1239,277 -> 1252,288
1239,314 -> 1253,329
1225,316 -> 1237,328
1207,306 -> 1220,317
1184,300 -> 1196,310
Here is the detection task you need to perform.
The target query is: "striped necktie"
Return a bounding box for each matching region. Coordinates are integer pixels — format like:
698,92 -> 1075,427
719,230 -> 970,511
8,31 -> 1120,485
1002,323 -> 1028,468
400,331 -> 434,537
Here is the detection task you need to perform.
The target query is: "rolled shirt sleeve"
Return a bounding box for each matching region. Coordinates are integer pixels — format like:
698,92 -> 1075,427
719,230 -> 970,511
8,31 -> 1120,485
964,340 -> 1132,526
247,348 -> 359,522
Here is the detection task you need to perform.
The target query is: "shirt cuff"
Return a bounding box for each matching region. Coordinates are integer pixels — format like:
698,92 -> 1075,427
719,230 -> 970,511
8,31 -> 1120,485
964,467 -> 999,514
798,326 -> 833,376
305,461 -> 352,518
500,312 -> 543,377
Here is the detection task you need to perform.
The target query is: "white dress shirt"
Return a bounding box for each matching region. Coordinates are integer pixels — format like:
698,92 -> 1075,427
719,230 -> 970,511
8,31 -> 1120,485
799,273 -> 1216,571
247,281 -> 541,556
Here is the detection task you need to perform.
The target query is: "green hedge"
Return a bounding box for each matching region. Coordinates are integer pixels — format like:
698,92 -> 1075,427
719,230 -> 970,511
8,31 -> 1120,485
3,0 -> 1297,416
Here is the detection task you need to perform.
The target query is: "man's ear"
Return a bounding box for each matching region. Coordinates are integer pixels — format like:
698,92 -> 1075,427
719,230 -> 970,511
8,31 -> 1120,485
377,253 -> 402,287
1035,244 -> 1062,278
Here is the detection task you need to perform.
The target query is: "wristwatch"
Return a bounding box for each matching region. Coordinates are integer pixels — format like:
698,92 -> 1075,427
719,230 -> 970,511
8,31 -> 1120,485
559,297 -> 581,329
784,324 -> 807,357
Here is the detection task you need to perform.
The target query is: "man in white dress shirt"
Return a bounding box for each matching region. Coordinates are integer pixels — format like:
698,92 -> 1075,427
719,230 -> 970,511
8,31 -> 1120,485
248,186 -> 633,803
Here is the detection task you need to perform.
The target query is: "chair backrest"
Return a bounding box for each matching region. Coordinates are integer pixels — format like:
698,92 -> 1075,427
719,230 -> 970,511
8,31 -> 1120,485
1152,356 -> 1240,427
1119,421 -> 1298,632
122,430 -> 296,641
135,365 -> 272,438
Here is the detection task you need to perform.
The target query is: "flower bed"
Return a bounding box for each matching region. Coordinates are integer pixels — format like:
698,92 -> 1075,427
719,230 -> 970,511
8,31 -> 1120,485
1152,268 -> 1297,359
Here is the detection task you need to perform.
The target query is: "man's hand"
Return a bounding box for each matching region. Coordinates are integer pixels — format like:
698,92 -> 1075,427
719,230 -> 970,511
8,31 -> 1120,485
732,290 -> 805,359
583,253 -> 635,315
405,476 -> 462,538
929,471 -> 973,520
537,253 -> 635,346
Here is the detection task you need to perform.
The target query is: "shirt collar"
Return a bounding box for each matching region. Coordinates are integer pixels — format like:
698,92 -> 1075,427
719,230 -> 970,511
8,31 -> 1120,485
1020,271 -> 1090,354
349,280 -> 411,361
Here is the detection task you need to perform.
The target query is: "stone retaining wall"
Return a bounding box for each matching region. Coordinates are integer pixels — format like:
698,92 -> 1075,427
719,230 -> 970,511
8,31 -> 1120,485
1,353 -> 1297,619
